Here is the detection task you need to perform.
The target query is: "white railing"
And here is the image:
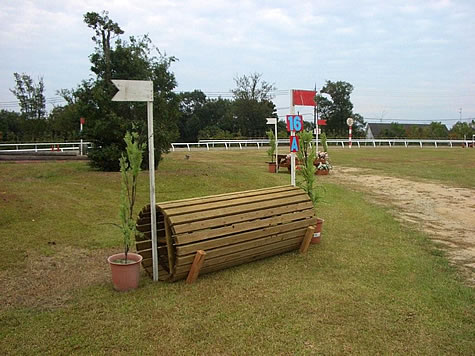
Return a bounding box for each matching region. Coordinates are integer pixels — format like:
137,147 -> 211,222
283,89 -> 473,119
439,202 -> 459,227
0,141 -> 92,153
2,139 -> 473,153
171,139 -> 475,151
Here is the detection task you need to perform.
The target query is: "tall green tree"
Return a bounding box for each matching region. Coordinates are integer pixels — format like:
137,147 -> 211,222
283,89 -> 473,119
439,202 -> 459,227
10,73 -> 46,120
84,11 -> 124,87
232,73 -> 276,137
315,80 -> 365,137
56,11 -> 180,171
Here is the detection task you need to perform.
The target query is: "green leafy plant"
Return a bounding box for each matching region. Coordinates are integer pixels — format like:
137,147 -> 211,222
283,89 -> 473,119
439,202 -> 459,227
297,130 -> 319,206
320,132 -> 328,153
118,130 -> 145,262
266,130 -> 276,163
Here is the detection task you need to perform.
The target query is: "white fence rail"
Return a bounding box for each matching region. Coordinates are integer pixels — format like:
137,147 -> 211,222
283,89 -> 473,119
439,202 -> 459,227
0,142 -> 92,153
1,139 -> 473,153
171,138 -> 475,151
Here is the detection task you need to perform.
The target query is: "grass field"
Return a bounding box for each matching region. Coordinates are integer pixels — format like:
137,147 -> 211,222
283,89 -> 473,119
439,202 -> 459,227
0,148 -> 474,354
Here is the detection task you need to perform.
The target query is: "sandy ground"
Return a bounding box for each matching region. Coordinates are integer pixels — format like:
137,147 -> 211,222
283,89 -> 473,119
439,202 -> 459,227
329,167 -> 475,286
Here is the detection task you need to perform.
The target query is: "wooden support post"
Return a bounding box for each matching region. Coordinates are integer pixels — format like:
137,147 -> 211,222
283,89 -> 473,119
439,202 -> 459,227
186,250 -> 206,284
300,226 -> 315,254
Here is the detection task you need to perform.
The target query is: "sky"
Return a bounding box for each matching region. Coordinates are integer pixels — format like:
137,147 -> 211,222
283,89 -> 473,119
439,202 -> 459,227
1,0 -> 474,128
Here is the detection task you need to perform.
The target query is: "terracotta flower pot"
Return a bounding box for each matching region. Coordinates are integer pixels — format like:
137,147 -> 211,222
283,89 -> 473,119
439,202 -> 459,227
311,218 -> 324,244
108,252 -> 143,291
268,162 -> 277,173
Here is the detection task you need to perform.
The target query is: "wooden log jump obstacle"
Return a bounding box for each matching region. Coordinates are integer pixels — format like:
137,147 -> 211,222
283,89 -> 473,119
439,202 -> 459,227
135,185 -> 318,282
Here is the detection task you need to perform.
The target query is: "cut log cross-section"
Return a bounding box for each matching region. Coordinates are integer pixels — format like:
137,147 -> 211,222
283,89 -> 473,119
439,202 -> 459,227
135,185 -> 317,282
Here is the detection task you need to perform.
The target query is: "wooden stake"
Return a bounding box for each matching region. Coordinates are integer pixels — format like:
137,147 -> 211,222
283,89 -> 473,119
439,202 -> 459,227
300,226 -> 315,254
186,250 -> 206,284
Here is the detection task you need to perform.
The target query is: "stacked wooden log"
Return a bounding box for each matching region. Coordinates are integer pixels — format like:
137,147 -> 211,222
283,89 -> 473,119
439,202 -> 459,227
135,185 -> 317,282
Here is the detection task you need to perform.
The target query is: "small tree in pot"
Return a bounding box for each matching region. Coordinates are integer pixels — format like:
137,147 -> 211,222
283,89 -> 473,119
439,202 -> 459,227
107,130 -> 146,291
266,130 -> 277,173
297,130 -> 324,243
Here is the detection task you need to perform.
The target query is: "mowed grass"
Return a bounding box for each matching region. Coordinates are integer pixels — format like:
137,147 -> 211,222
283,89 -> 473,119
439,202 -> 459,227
0,149 -> 474,355
328,147 -> 475,188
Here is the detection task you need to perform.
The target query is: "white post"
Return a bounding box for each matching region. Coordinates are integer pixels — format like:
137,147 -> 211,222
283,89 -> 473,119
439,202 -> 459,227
80,122 -> 83,156
147,101 -> 159,282
290,90 -> 296,187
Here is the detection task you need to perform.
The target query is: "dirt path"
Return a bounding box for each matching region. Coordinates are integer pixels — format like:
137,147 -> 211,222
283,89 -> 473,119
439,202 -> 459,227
329,167 -> 475,285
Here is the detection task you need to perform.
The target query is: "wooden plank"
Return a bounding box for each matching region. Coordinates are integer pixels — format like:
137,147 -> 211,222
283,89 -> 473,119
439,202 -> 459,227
164,217 -> 175,275
138,186 -> 296,216
163,189 -> 307,218
157,185 -> 296,209
136,221 -> 164,232
175,228 -> 306,266
175,218 -> 318,256
186,250 -> 206,284
175,209 -> 315,245
171,198 -> 312,230
174,236 -> 302,274
170,242 -> 301,281
299,226 -> 315,253
136,240 -> 167,252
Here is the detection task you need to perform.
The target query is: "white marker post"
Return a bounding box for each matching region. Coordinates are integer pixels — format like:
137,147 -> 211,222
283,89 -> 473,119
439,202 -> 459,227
266,117 -> 278,170
347,117 -> 354,149
112,80 -> 159,282
79,117 -> 85,156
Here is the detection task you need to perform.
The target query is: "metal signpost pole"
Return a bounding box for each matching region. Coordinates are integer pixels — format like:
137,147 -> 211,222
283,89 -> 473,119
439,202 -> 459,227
290,91 -> 296,187
112,80 -> 159,281
146,101 -> 159,281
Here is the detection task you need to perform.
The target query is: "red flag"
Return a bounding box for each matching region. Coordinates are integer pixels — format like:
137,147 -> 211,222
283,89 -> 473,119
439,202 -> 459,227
292,90 -> 316,107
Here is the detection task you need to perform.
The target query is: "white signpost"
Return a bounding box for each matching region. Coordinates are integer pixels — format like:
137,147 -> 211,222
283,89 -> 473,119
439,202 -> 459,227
266,117 -> 278,170
112,79 -> 159,281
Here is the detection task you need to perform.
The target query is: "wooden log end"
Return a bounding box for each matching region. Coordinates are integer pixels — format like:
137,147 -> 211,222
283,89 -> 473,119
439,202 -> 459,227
299,226 -> 315,254
186,250 -> 207,284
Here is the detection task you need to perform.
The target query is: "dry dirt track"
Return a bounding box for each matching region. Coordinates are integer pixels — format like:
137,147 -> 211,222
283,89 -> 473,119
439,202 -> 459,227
329,167 -> 475,286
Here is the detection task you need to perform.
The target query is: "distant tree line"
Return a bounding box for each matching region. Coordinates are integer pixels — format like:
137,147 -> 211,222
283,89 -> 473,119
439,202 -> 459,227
376,121 -> 475,139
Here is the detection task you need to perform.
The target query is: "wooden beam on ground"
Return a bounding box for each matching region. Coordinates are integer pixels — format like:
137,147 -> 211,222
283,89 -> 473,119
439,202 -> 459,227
299,226 -> 315,254
186,250 -> 206,284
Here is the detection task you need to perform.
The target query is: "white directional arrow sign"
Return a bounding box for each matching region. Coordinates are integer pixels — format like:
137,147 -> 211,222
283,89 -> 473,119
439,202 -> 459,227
266,118 -> 277,125
111,80 -> 153,102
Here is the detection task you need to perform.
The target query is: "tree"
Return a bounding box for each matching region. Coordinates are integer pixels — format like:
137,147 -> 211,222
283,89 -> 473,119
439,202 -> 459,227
380,122 -> 406,138
0,110 -> 22,141
232,73 -> 275,101
84,11 -> 124,86
10,73 -> 46,120
69,12 -> 180,171
425,122 -> 448,138
232,73 -> 277,137
315,80 -> 365,137
449,120 -> 474,139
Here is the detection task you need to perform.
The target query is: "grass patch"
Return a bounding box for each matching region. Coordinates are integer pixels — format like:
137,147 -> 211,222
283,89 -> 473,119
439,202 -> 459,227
328,147 -> 475,188
0,149 -> 474,354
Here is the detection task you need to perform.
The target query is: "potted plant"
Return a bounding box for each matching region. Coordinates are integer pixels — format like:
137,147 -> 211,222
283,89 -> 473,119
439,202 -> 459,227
266,130 -> 277,173
316,132 -> 332,175
297,130 -> 324,244
107,130 -> 145,291
316,151 -> 332,175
